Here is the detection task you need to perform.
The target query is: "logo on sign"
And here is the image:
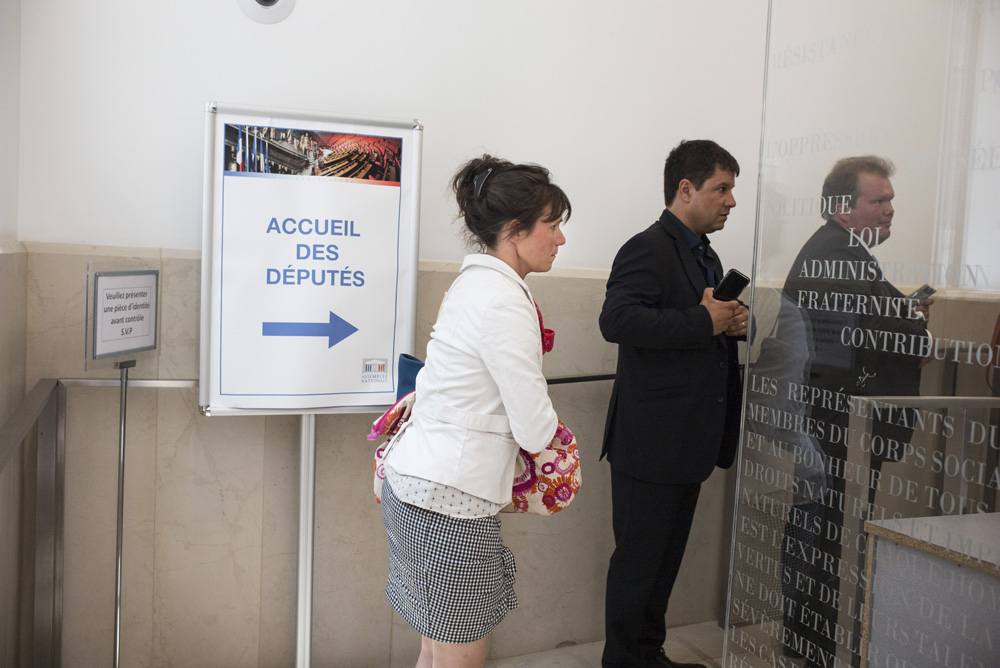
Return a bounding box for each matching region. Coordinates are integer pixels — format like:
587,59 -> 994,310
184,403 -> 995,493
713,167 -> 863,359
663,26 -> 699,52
362,358 -> 389,384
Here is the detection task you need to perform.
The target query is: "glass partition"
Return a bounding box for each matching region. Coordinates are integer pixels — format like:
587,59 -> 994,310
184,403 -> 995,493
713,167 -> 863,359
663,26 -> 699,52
728,2 -> 1000,667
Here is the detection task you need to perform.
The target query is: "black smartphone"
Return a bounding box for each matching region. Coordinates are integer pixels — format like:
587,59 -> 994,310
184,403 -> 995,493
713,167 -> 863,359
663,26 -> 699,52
713,268 -> 749,301
908,284 -> 936,301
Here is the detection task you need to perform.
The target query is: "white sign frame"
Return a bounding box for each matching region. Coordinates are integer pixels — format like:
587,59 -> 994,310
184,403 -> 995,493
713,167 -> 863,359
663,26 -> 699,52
92,270 -> 159,359
199,102 -> 422,415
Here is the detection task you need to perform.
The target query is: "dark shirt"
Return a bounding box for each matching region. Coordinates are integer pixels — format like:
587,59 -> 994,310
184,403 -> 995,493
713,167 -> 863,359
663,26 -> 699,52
671,214 -> 717,288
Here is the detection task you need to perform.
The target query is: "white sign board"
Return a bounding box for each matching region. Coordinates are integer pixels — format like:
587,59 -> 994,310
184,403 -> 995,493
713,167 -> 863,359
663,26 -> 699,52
92,270 -> 159,359
199,103 -> 422,414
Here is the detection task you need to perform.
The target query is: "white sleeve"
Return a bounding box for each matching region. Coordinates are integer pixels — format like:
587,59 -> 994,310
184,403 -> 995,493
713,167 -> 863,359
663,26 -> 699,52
479,292 -> 558,454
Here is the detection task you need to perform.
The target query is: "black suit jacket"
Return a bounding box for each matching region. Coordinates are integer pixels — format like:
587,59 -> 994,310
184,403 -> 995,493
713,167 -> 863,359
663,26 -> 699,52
599,209 -> 742,485
782,220 -> 926,451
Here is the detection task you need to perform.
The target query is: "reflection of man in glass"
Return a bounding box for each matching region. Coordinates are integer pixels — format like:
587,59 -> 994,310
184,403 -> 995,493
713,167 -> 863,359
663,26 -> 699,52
780,156 -> 932,668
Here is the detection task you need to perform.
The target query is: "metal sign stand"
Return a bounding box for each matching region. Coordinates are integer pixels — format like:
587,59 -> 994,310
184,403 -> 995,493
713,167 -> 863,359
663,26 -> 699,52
295,414 -> 317,667
113,359 -> 136,668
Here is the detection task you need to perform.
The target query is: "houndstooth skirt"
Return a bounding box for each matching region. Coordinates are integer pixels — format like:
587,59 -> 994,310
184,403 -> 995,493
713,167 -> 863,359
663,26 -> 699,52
381,479 -> 518,643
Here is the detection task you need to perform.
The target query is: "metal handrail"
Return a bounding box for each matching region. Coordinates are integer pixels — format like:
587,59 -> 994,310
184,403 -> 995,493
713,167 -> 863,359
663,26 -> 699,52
1,378 -> 200,478
547,373 -> 616,385
0,372 -> 612,474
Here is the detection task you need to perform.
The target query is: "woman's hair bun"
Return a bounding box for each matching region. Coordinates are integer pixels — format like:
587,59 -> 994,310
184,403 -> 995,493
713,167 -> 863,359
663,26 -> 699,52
450,154 -> 571,251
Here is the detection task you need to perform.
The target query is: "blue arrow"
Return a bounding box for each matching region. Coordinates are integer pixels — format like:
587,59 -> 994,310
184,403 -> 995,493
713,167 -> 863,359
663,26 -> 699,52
262,311 -> 359,348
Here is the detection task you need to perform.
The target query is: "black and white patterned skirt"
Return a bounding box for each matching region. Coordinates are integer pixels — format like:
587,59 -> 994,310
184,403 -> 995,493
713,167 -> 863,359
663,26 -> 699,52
381,479 -> 518,643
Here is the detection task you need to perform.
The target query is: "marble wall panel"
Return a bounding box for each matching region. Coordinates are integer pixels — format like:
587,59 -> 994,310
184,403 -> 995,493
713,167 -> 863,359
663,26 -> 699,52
24,243 -> 163,387
311,411 -> 395,667
414,265 -> 618,378
412,267 -> 459,361
61,386 -> 158,666
487,381 -> 616,658
389,612 -> 421,668
120,388 -> 160,668
258,414 -> 299,667
25,248 -> 91,385
665,468 -> 734,629
158,254 -> 201,381
931,294 -> 1000,345
0,248 -> 27,413
0,248 -> 26,668
525,271 -> 619,378
927,295 -> 1000,397
152,387 -> 265,668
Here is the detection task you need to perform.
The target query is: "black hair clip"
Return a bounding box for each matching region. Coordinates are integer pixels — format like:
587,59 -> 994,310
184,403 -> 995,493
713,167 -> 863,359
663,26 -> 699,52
472,168 -> 493,198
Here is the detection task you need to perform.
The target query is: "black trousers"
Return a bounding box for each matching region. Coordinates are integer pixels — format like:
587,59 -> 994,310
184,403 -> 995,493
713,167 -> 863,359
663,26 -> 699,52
603,468 -> 701,668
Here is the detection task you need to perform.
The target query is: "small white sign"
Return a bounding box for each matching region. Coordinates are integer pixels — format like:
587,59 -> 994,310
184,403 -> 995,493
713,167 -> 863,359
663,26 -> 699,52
92,271 -> 159,359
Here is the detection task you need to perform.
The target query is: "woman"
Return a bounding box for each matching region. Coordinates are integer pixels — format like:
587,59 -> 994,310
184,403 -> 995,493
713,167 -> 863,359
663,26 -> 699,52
381,155 -> 570,667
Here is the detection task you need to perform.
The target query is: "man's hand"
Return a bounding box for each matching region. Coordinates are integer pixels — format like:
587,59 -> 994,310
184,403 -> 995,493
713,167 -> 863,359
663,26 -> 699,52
701,288 -> 739,335
728,303 -> 749,337
915,296 -> 934,323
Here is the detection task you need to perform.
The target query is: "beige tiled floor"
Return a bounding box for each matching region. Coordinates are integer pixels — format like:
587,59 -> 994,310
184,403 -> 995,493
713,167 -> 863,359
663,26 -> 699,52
488,621 -> 725,668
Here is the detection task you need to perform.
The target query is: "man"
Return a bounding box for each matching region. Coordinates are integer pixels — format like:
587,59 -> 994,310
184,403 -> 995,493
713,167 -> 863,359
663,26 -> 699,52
599,140 -> 747,668
783,155 -> 930,402
779,156 -> 931,668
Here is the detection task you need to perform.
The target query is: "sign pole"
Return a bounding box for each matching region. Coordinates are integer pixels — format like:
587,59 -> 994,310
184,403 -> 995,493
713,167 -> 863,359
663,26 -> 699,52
113,359 -> 136,668
295,414 -> 316,667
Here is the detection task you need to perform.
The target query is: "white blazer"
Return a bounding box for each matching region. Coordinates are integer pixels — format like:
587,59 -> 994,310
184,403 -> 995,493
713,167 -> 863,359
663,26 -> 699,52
386,254 -> 558,504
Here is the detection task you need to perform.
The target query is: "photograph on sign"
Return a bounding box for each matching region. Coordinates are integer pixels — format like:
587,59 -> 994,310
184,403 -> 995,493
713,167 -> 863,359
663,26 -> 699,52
225,125 -> 402,183
200,105 -> 421,413
92,270 -> 159,359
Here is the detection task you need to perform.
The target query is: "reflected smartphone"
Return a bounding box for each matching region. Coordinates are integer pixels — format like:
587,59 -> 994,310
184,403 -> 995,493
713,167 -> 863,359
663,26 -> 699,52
909,284 -> 936,301
713,269 -> 749,301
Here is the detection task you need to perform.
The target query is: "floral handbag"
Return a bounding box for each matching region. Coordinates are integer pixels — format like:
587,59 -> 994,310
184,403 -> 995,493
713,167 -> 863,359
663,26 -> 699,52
365,302 -> 581,515
367,399 -> 580,515
367,390 -> 415,504
501,420 -> 580,514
